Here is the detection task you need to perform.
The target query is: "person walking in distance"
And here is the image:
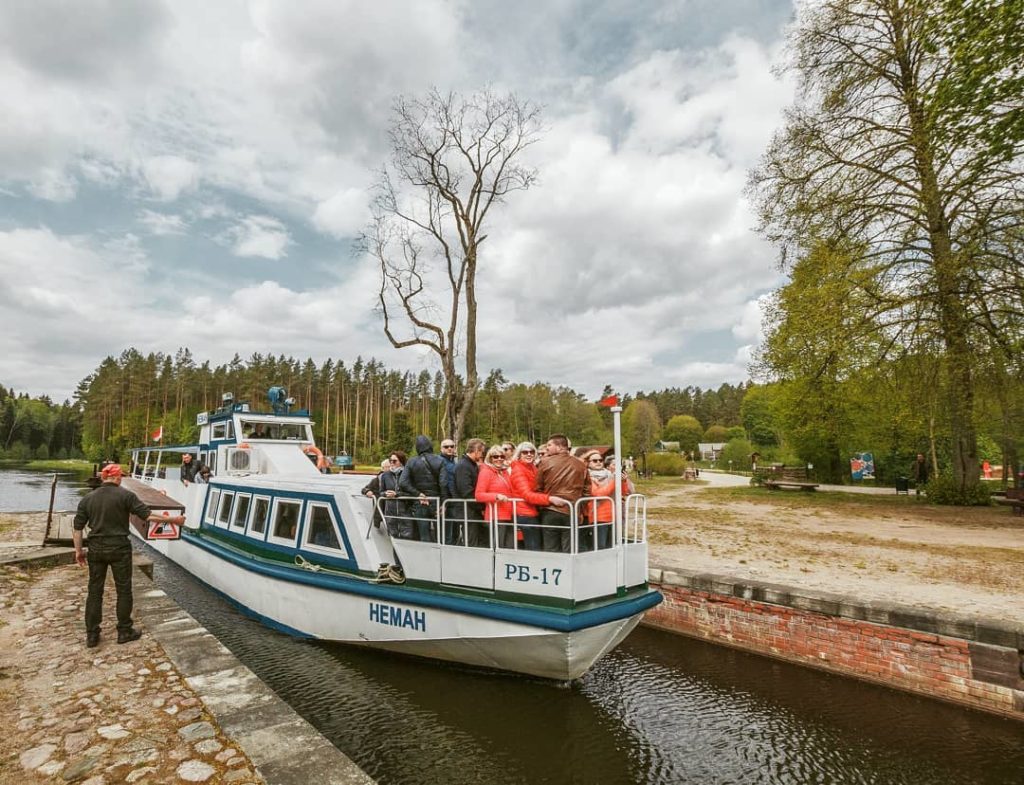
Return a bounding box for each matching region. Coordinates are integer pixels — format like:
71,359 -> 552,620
535,434 -> 587,552
911,453 -> 930,497
73,464 -> 185,647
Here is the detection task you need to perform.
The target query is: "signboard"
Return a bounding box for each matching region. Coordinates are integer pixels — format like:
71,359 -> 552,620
147,520 -> 181,539
850,452 -> 875,481
196,412 -> 209,426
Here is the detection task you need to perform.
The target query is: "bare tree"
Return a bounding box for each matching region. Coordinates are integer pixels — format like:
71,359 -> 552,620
363,89 -> 542,443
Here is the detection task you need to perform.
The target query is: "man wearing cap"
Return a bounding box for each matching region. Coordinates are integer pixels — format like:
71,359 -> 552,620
73,464 -> 185,648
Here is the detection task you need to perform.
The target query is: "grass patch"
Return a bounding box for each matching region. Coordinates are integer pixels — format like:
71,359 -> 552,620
0,459 -> 94,472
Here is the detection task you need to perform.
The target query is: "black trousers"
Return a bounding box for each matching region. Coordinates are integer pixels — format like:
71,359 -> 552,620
85,538 -> 134,634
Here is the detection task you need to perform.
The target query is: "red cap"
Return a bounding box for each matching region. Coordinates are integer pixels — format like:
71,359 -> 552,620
100,464 -> 123,479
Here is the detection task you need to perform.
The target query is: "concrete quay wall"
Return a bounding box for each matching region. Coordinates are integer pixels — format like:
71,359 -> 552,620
644,565 -> 1024,720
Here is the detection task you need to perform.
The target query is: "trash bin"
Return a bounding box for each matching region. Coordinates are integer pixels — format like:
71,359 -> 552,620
895,476 -> 909,495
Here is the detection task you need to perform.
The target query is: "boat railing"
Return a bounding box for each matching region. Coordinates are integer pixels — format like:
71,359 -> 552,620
373,494 -> 647,554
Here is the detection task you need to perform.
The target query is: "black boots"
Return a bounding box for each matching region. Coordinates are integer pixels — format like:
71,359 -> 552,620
117,628 -> 142,644
86,631 -> 100,648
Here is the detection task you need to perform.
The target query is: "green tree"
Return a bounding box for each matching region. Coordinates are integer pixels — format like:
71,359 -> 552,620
623,400 -> 662,457
740,385 -> 780,447
725,426 -> 746,442
703,425 -> 729,444
663,414 -> 703,456
750,0 -> 1024,493
720,438 -> 755,471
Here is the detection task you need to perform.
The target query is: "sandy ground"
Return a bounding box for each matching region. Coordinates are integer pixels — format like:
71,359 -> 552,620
644,473 -> 1024,626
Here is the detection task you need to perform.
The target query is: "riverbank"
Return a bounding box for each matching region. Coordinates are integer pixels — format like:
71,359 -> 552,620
0,529 -> 373,784
0,560 -> 269,784
642,476 -> 1024,625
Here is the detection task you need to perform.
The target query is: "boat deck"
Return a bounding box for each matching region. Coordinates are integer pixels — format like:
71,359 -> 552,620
121,477 -> 186,511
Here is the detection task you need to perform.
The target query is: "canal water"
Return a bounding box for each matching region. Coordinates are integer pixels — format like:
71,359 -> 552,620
144,548 -> 1024,785
3,469 -> 1022,783
0,464 -> 91,512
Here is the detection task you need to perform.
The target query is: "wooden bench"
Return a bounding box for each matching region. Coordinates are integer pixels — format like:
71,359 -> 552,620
761,467 -> 819,492
995,488 -> 1024,516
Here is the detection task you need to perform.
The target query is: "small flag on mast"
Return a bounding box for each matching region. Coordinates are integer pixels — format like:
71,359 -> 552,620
151,426 -> 163,442
598,394 -> 619,407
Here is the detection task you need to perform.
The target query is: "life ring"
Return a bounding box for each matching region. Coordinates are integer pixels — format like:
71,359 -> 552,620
303,445 -> 328,471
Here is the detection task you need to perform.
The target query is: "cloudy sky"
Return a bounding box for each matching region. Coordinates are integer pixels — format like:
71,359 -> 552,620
0,0 -> 796,403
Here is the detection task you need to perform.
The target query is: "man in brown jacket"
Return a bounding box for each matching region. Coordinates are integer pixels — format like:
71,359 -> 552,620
535,434 -> 585,552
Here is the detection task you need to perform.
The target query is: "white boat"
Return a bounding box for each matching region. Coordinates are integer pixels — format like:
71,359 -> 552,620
127,391 -> 661,680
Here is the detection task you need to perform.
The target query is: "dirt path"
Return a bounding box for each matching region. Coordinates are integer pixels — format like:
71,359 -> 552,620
644,480 -> 1024,626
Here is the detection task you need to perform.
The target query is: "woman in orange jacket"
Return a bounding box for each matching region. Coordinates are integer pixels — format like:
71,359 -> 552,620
580,451 -> 633,550
475,446 -> 515,548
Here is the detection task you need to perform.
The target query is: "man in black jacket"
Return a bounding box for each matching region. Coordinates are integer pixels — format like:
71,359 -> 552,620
399,435 -> 449,541
180,453 -> 200,485
73,464 -> 185,648
453,438 -> 487,547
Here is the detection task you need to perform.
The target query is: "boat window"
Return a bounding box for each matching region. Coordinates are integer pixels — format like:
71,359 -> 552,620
242,421 -> 269,439
271,500 -> 301,541
212,421 -> 234,440
305,504 -> 341,550
232,494 -> 251,530
205,490 -> 220,524
250,497 -> 270,536
217,492 -> 235,527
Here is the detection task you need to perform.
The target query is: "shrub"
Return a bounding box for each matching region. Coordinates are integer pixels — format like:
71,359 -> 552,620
646,452 -> 686,476
924,474 -> 992,506
720,438 -> 754,470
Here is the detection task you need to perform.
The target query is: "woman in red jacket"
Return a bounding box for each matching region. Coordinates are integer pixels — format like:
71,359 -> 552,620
508,441 -> 550,551
475,446 -> 515,548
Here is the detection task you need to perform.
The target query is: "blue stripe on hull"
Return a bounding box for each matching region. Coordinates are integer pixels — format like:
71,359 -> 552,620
181,530 -> 662,633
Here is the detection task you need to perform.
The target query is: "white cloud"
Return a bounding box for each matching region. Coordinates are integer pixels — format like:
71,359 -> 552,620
26,167 -> 77,202
732,295 -> 771,342
312,188 -> 369,239
227,215 -> 291,259
0,2 -> 799,400
137,209 -> 187,235
141,156 -> 199,202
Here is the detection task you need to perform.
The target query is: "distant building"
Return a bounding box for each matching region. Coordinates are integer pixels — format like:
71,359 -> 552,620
654,440 -> 681,453
698,442 -> 727,461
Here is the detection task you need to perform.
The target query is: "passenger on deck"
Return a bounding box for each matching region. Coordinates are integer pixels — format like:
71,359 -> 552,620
439,438 -> 458,500
476,446 -> 514,548
509,442 -> 562,552
196,464 -> 211,483
180,453 -> 199,485
580,451 -> 617,550
454,438 -> 487,547
501,442 -> 515,469
380,452 -> 409,538
535,434 -> 587,553
398,436 -> 449,542
362,460 -> 392,528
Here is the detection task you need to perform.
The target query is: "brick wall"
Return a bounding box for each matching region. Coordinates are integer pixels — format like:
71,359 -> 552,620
645,570 -> 1024,720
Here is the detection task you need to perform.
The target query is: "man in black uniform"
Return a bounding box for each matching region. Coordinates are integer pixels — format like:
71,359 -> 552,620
73,464 -> 185,647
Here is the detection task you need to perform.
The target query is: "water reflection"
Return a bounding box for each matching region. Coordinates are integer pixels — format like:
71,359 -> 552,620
144,545 -> 1024,785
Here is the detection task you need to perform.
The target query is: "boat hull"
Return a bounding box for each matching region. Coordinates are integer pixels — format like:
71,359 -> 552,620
137,530 -> 651,680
